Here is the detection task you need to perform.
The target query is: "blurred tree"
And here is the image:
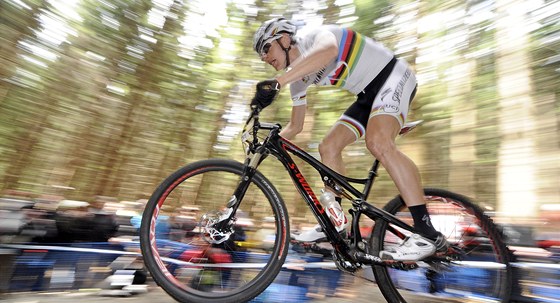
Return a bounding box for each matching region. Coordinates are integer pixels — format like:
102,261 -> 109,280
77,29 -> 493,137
0,1 -> 54,192
468,1 -> 500,205
107,0 -> 190,199
73,0 -> 156,199
496,0 -> 538,218
0,0 -> 47,81
529,0 -> 560,210
0,0 -> 557,223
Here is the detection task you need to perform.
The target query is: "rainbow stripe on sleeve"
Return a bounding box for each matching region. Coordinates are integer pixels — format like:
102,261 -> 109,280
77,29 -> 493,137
330,29 -> 366,87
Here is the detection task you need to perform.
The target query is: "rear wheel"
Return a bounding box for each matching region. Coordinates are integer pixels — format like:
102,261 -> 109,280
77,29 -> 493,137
140,159 -> 290,303
370,188 -> 512,303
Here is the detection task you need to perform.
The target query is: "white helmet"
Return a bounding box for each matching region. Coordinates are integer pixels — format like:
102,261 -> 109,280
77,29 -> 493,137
253,17 -> 297,56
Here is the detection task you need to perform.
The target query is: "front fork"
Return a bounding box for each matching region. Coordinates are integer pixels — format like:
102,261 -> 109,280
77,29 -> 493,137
213,148 -> 267,235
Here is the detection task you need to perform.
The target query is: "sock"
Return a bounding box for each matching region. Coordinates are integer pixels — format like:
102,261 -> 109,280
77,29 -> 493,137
409,204 -> 438,239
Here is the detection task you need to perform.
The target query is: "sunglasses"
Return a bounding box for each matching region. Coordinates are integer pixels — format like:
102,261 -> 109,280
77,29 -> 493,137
260,40 -> 276,57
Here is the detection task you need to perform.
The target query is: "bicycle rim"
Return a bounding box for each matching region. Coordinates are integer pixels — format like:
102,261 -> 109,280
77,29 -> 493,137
370,188 -> 512,303
140,159 -> 289,303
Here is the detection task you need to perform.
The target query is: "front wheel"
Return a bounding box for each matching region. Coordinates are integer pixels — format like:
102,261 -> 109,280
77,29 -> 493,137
140,159 -> 290,303
370,188 -> 512,303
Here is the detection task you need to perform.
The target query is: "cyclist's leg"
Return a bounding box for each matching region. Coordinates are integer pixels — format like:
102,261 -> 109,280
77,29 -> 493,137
365,58 -> 425,210
367,118 -> 447,260
318,122 -> 358,174
366,60 -> 425,207
365,60 -> 447,260
365,115 -> 424,208
319,83 -> 375,173
291,115 -> 356,242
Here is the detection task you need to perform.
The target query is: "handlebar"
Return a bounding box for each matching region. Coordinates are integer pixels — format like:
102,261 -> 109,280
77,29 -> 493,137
242,105 -> 281,153
244,105 -> 281,132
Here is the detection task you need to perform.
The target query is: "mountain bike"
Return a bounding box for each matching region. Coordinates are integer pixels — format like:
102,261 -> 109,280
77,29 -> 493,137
139,105 -> 512,303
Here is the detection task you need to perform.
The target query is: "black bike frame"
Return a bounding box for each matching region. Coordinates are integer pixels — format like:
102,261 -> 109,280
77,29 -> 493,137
240,122 -> 417,262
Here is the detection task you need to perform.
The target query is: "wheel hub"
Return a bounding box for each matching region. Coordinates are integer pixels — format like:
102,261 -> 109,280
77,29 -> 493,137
199,211 -> 234,245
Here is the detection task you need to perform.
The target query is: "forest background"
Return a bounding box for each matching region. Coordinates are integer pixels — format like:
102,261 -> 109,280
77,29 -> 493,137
1,0 -> 558,224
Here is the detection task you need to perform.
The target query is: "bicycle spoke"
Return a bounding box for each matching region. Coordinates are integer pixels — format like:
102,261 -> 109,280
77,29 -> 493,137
371,189 -> 512,303
140,160 -> 289,303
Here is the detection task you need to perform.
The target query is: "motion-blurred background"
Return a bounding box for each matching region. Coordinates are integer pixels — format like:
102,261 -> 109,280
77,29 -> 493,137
0,0 -> 559,301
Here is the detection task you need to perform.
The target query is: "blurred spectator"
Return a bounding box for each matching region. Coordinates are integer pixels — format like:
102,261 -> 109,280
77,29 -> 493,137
0,193 -> 35,243
179,237 -> 232,291
169,206 -> 199,241
536,204 -> 560,250
19,204 -> 57,242
53,200 -> 93,242
88,196 -> 119,242
0,247 -> 17,295
0,191 -> 36,294
28,196 -> 62,243
252,216 -> 276,251
109,200 -> 144,238
130,199 -> 171,239
53,198 -> 118,243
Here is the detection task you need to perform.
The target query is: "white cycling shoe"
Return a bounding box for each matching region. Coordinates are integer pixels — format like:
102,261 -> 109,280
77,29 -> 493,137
291,217 -> 349,242
380,233 -> 448,261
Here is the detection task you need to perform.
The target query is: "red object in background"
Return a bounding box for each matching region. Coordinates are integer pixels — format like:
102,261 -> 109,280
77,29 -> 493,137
537,240 -> 560,249
179,248 -> 232,264
463,226 -> 479,235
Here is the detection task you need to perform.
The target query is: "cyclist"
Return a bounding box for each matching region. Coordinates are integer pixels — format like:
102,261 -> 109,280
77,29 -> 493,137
251,17 -> 448,261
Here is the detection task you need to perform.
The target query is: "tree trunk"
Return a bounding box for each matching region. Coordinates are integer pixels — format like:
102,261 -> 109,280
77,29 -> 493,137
495,0 -> 538,218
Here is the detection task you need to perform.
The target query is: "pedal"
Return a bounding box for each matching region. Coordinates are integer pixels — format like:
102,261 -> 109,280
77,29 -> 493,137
290,240 -> 314,254
382,260 -> 419,271
289,237 -> 329,244
420,245 -> 465,272
433,244 -> 464,262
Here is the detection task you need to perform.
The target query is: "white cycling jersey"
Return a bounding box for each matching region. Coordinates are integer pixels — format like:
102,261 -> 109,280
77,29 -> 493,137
290,25 -> 395,106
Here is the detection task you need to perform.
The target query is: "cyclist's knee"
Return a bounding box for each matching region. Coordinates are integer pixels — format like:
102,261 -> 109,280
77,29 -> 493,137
366,135 -> 397,161
318,139 -> 340,160
318,140 -> 332,158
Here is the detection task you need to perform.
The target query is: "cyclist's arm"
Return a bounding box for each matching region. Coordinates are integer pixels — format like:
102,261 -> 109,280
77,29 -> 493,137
276,30 -> 338,87
280,104 -> 306,140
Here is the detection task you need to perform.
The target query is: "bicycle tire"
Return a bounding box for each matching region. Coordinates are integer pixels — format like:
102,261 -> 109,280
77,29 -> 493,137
140,159 -> 290,303
370,188 -> 512,303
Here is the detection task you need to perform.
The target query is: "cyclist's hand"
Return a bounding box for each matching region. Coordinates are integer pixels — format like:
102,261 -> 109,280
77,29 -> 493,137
251,79 -> 281,109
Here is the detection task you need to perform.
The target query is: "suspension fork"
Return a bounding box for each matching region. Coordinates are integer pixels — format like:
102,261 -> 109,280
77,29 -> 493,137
216,148 -> 268,230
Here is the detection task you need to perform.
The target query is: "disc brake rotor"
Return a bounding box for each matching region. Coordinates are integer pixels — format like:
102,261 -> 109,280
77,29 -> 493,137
199,211 -> 234,245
